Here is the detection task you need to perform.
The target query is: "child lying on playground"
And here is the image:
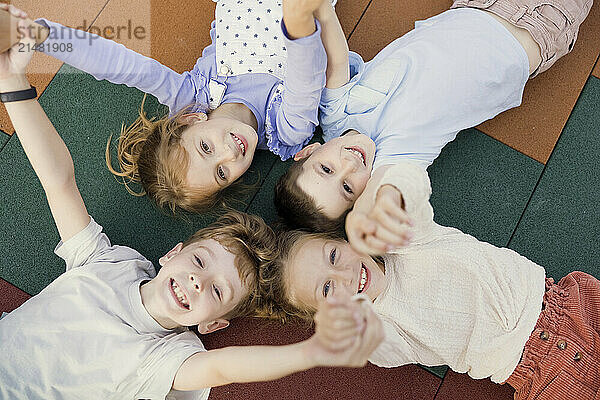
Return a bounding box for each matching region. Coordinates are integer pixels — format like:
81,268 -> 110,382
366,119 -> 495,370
0,9 -> 383,399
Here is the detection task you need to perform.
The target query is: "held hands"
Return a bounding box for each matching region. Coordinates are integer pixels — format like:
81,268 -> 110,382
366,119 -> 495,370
307,295 -> 384,368
346,184 -> 414,255
0,4 -> 39,80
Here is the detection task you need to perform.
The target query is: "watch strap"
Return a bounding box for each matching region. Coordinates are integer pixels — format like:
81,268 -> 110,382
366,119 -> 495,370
0,86 -> 37,103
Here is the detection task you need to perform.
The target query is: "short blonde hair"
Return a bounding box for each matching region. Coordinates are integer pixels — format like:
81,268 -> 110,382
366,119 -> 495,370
106,96 -> 247,214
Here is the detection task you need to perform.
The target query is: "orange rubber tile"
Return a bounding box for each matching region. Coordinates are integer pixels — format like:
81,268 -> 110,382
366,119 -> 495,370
0,278 -> 31,313
337,0 -> 372,39
0,0 -> 107,135
434,370 -> 514,400
348,0 -> 600,164
593,57 -> 600,79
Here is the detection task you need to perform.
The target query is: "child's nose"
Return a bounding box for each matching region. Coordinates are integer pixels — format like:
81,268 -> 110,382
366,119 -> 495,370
189,274 -> 203,293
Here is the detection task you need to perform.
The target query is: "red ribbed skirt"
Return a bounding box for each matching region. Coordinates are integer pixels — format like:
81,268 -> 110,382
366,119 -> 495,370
505,272 -> 600,399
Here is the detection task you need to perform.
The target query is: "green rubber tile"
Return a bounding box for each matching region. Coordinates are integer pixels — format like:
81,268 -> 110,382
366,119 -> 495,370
246,158 -> 292,224
509,77 -> 600,281
0,131 -> 10,151
428,128 -> 544,247
0,64 -> 251,294
420,365 -> 448,379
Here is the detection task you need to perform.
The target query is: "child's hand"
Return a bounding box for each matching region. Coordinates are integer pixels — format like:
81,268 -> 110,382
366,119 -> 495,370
283,0 -> 328,17
307,296 -> 384,368
0,4 -> 37,79
346,184 -> 414,255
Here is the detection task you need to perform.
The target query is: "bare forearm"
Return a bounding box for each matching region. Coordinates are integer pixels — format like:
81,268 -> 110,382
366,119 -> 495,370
174,341 -> 316,391
0,75 -> 75,189
314,2 -> 349,88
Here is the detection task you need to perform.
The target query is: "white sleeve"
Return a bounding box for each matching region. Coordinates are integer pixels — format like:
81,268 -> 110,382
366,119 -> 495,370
54,216 -> 111,271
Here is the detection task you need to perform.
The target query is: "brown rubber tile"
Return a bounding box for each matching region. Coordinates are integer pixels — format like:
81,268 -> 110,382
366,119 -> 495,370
435,370 -> 514,400
0,0 -> 107,135
593,57 -> 600,78
347,0 -> 600,164
337,0 -> 371,39
0,278 -> 31,313
203,317 -> 442,400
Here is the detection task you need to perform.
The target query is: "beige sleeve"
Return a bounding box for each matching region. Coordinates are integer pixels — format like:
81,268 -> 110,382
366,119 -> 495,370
372,162 -> 435,231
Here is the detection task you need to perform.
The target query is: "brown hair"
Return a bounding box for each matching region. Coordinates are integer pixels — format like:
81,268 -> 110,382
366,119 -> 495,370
274,159 -> 349,233
106,96 -> 247,214
256,228 -> 345,324
183,210 -> 278,320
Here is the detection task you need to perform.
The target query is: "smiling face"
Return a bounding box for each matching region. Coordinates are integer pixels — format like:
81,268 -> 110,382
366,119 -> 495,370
285,237 -> 386,312
180,115 -> 258,195
141,239 -> 249,333
295,131 -> 376,219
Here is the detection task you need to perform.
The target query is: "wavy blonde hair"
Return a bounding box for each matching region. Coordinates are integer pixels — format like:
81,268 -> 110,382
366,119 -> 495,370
106,96 -> 247,214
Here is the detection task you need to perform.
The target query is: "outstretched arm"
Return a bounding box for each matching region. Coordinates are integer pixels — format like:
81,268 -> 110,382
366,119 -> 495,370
173,296 -> 383,391
314,1 -> 349,88
0,4 -> 89,242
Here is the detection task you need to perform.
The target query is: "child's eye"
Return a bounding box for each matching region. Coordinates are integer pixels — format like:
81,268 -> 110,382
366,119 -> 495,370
213,284 -> 222,301
194,256 -> 204,268
343,182 -> 353,194
323,281 -> 332,298
329,248 -> 336,265
201,141 -> 211,153
217,166 -> 227,181
320,164 -> 332,174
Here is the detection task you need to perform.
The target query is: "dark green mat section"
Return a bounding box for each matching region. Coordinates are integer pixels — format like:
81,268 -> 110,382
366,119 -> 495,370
428,128 -> 543,247
509,77 -> 600,281
0,64 -> 269,295
0,131 -> 10,152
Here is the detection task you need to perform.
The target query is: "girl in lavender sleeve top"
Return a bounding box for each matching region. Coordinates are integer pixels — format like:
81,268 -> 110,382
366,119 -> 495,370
31,0 -> 332,213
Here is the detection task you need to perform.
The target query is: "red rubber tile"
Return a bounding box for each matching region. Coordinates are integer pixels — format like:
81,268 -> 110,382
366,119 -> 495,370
0,0 -> 108,135
435,370 -> 515,400
0,278 -> 31,313
347,0 -> 600,164
203,318 -> 442,400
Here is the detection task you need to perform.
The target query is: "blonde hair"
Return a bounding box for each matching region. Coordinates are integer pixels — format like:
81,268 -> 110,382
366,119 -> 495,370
106,96 -> 246,214
183,210 -> 278,320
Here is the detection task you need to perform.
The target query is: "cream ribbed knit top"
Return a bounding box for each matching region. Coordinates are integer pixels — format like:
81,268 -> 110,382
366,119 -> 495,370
368,162 -> 545,383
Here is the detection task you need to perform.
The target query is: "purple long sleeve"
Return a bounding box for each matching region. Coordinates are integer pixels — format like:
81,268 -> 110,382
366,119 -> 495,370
36,19 -> 196,113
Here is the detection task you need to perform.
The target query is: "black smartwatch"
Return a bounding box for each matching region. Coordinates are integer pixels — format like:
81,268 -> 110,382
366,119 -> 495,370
0,86 -> 37,103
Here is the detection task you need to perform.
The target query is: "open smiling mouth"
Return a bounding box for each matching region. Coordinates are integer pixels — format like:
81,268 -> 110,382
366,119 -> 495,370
170,278 -> 190,310
231,133 -> 246,156
358,263 -> 370,293
345,146 -> 366,166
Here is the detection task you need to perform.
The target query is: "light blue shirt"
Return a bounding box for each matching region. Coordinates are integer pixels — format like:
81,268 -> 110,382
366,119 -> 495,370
319,9 -> 529,170
37,18 -> 327,160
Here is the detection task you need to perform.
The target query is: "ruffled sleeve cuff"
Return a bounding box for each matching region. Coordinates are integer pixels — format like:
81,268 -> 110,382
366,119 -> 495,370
264,85 -> 313,161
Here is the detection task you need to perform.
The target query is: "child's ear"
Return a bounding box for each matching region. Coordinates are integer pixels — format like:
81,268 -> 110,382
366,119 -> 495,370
159,242 -> 183,267
197,319 -> 230,335
293,142 -> 321,161
179,113 -> 208,125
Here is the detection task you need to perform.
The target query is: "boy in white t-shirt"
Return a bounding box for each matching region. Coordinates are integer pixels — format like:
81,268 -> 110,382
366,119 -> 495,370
0,5 -> 384,399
